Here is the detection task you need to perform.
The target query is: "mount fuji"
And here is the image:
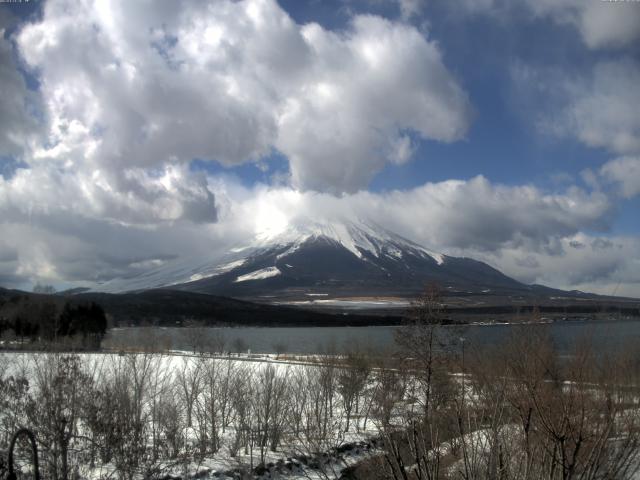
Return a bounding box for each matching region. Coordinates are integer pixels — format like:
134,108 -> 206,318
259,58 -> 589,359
94,218 -> 536,299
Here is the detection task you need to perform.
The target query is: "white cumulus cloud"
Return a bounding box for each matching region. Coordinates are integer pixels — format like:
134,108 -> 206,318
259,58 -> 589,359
15,0 -> 471,194
600,156 -> 640,199
0,0 -> 475,287
0,17 -> 41,157
451,0 -> 640,50
514,59 -> 640,156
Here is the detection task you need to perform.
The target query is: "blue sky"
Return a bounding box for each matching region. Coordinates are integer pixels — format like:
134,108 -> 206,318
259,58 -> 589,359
189,0 -> 640,240
189,0 -> 632,194
158,1 -> 633,195
0,0 -> 639,295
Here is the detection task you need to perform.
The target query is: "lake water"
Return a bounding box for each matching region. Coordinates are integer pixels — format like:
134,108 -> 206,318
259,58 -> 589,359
104,318 -> 640,355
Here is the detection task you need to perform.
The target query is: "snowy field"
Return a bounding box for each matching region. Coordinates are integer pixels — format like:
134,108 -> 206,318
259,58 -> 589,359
0,351 -> 384,480
2,344 -> 639,480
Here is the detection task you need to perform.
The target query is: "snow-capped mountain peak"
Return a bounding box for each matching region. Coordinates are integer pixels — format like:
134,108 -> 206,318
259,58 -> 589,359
92,216 -> 524,296
252,217 -> 445,265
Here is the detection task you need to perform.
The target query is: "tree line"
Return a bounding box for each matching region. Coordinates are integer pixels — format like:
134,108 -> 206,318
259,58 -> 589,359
0,292 -> 107,349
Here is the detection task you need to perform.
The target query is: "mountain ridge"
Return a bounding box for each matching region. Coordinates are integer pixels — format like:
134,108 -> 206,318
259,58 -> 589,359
89,218 -> 640,304
93,218 -> 534,298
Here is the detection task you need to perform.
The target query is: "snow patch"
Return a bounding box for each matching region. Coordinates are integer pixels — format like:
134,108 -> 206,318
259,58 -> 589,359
386,246 -> 403,259
188,260 -> 246,282
215,259 -> 246,273
188,273 -> 206,282
275,237 -> 310,260
428,251 -> 445,265
234,266 -> 281,283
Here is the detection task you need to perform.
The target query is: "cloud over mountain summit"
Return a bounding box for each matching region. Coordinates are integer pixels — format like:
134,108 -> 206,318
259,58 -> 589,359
0,0 -> 638,297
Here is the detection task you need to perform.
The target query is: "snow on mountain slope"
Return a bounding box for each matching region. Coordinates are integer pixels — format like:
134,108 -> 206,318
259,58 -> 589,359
234,266 -> 281,283
92,217 -> 522,295
252,217 -> 445,264
94,250 -> 248,293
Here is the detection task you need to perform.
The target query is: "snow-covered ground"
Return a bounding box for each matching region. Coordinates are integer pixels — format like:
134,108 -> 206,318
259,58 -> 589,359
2,348 -> 639,480
0,351 -> 382,480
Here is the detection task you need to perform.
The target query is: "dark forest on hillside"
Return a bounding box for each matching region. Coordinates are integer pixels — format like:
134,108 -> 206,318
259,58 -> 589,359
0,292 -> 107,349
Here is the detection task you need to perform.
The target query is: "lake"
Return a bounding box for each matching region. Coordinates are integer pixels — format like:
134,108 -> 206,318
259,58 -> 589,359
104,318 -> 640,355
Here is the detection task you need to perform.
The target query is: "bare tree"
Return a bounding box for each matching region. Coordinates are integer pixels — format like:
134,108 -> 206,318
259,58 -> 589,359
446,327 -> 640,480
27,354 -> 91,480
0,356 -> 30,449
176,356 -> 202,429
147,354 -> 173,461
232,337 -> 249,355
229,364 -> 253,459
197,356 -> 234,454
184,327 -> 208,355
294,364 -> 348,480
108,358 -> 150,480
2,323 -> 637,480
337,350 -> 371,432
205,330 -> 226,354
378,284 -> 462,480
395,283 -> 451,417
156,392 -> 184,459
290,367 -> 311,437
298,364 -> 345,457
252,364 -> 291,465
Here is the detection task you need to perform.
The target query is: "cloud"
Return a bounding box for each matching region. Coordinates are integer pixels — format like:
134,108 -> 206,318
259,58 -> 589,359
452,0 -> 640,50
516,0 -> 640,50
0,0 -> 475,288
397,0 -> 425,20
0,214 -> 228,288
448,1 -> 640,161
15,0 -> 471,194
569,240 -> 585,249
0,163 -> 216,227
0,171 -> 617,290
599,156 -> 640,199
1,168 -> 638,297
205,178 -> 640,297
577,2 -> 640,49
0,163 -> 221,286
558,60 -> 640,155
483,233 -> 640,298
514,59 -> 640,156
353,177 -> 612,253
278,15 -> 472,192
0,238 -> 21,287
1,0 -> 637,298
215,176 -> 613,259
0,21 -> 41,158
